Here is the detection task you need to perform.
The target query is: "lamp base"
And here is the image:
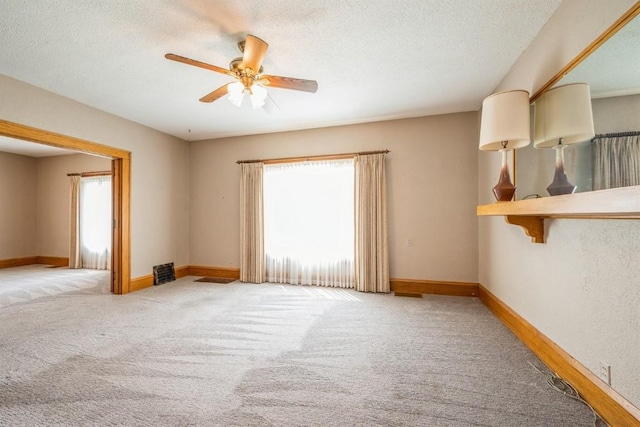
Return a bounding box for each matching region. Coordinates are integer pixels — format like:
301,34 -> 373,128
547,145 -> 576,196
493,178 -> 516,202
547,178 -> 576,196
493,149 -> 516,202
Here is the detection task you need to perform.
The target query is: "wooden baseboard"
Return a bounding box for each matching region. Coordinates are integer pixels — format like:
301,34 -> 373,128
394,292 -> 423,298
175,265 -> 189,279
478,285 -> 640,427
129,274 -> 154,292
0,256 -> 39,269
129,265 -> 192,293
188,265 -> 240,279
390,278 -> 478,297
37,256 -> 69,267
1,256 -> 69,269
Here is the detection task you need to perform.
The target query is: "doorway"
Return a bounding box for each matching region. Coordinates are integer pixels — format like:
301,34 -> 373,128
0,119 -> 131,294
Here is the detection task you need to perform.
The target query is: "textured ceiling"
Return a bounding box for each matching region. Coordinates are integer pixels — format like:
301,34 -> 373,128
1,0 -> 563,143
559,13 -> 640,98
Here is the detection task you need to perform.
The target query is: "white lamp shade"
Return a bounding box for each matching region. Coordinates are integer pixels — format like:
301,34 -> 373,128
534,83 -> 595,148
479,90 -> 530,151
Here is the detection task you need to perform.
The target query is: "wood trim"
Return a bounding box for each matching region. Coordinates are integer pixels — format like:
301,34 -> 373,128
478,185 -> 640,218
188,265 -> 241,279
394,292 -> 423,298
111,157 -> 131,294
37,256 -> 69,267
0,256 -> 39,269
531,1 -> 640,102
505,215 -> 545,243
175,265 -> 190,279
478,185 -> 640,242
111,159 -> 122,293
478,285 -> 640,427
0,119 -> 130,159
390,278 -> 478,297
67,171 -> 111,177
121,157 -> 131,294
128,265 -> 191,293
237,149 -> 390,165
129,274 -> 154,292
0,256 -> 68,268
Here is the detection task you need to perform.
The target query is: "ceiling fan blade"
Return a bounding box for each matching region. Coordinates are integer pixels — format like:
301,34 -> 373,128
242,35 -> 268,73
263,93 -> 280,115
258,75 -> 318,93
199,83 -> 231,103
165,53 -> 234,77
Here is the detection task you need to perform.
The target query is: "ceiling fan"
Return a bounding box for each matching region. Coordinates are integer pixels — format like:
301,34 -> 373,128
165,35 -> 318,111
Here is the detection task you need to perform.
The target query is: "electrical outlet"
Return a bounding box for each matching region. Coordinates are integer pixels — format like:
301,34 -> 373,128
407,239 -> 413,247
599,361 -> 611,385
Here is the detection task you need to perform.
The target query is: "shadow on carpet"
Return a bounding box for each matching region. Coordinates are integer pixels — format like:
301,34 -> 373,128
194,277 -> 237,284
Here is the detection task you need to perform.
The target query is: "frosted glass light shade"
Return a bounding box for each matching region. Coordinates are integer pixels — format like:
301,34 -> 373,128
227,81 -> 244,107
227,81 -> 268,109
534,83 -> 594,148
479,90 -> 531,151
249,84 -> 268,109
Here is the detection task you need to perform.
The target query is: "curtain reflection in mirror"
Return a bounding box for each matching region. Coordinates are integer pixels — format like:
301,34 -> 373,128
592,131 -> 640,190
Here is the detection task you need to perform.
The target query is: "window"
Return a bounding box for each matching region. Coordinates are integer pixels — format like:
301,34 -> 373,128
80,176 -> 112,270
263,159 -> 354,287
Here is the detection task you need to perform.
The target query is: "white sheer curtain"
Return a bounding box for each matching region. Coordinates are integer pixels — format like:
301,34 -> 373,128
264,159 -> 354,288
80,176 -> 112,270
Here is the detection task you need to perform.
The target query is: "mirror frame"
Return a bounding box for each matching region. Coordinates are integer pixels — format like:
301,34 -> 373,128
514,2 -> 640,197
531,3 -> 640,103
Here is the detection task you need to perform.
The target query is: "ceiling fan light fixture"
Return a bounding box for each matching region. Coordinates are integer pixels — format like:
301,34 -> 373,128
166,34 -> 317,110
249,84 -> 267,109
227,81 -> 245,107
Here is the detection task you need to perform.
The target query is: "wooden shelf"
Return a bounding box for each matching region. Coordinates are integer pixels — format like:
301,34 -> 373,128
477,185 -> 640,243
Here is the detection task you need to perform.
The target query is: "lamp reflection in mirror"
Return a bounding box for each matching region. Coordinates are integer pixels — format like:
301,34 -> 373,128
534,83 -> 595,196
479,90 -> 531,201
227,81 -> 268,109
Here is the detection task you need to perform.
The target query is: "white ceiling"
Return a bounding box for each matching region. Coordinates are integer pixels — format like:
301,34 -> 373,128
1,0 -> 564,144
558,13 -> 640,98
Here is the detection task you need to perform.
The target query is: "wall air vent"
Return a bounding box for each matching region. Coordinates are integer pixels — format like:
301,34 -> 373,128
153,262 -> 175,285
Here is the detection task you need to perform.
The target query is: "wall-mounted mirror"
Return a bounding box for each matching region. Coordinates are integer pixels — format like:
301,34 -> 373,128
516,10 -> 640,199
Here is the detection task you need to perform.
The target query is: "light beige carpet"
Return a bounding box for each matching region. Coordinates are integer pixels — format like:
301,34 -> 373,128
0,268 -> 600,426
0,264 -> 109,308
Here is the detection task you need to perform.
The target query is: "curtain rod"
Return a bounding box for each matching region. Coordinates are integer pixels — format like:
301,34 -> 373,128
593,131 -> 640,139
236,150 -> 390,165
67,170 -> 111,177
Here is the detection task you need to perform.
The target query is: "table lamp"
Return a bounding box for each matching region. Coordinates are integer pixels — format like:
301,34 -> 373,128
534,83 -> 594,196
479,90 -> 531,201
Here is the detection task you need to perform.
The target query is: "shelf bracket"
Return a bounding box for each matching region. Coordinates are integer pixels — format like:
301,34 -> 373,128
505,215 -> 545,243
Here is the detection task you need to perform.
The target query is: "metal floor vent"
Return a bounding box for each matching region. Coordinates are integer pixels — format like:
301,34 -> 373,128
153,262 -> 175,286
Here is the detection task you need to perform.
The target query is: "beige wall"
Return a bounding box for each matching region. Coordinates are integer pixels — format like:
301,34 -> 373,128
36,153 -> 111,258
190,113 -> 479,282
0,151 -> 37,258
592,93 -> 640,133
0,75 -> 190,277
480,0 -> 640,408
